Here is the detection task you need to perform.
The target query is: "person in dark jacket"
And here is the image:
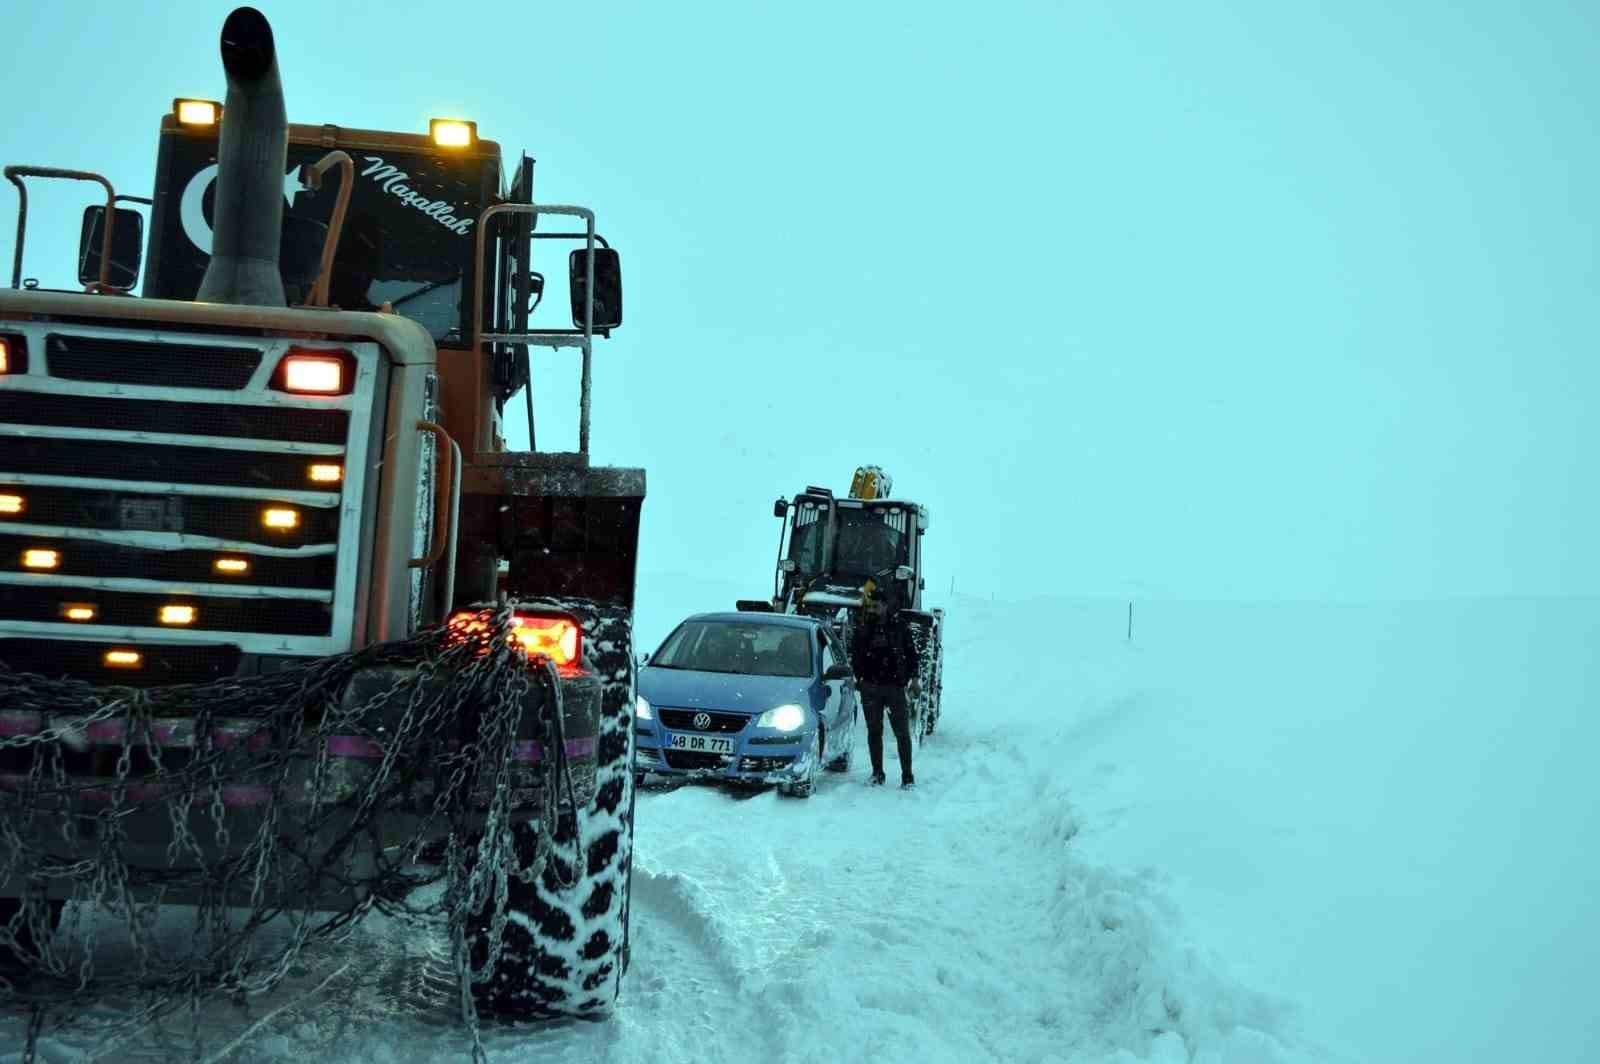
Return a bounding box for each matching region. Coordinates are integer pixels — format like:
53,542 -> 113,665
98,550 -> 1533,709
849,593 -> 918,789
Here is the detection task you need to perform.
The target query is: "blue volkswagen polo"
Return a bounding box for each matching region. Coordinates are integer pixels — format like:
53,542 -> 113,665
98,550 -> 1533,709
635,612 -> 858,797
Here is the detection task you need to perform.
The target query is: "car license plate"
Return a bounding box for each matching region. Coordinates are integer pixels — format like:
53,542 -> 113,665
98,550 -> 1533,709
668,733 -> 734,755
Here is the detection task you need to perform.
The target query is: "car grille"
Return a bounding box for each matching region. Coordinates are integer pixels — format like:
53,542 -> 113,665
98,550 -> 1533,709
738,755 -> 796,773
0,322 -> 379,669
658,708 -> 750,733
662,750 -> 732,771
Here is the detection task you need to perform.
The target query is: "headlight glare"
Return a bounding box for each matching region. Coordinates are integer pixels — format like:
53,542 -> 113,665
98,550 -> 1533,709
635,695 -> 653,720
757,703 -> 806,732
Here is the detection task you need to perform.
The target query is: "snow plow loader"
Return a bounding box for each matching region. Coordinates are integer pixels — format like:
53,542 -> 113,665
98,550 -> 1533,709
0,5 -> 643,1032
742,466 -> 943,738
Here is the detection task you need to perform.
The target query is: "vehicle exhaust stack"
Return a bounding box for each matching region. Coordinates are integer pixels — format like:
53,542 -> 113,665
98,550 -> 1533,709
196,6 -> 287,307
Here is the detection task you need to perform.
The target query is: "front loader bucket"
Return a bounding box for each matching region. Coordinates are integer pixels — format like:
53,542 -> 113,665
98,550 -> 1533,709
464,452 -> 645,608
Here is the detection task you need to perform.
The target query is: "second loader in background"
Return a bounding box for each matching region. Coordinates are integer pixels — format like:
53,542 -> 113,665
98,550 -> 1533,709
740,466 -> 944,740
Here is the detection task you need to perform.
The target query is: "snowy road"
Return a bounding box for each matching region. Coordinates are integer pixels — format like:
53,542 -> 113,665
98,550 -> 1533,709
6,595 -> 1303,1064
11,595 -> 1593,1062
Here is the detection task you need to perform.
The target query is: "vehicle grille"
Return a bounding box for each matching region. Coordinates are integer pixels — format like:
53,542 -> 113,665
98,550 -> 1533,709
738,755 -> 796,773
45,334 -> 261,390
0,638 -> 240,687
658,709 -> 750,733
0,392 -> 349,444
662,750 -> 732,771
0,322 -> 378,670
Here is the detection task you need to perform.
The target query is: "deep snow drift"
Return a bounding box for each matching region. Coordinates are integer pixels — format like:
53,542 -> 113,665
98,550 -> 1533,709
6,591 -> 1594,1063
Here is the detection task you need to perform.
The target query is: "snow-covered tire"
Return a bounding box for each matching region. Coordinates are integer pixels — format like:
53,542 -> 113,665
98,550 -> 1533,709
468,601 -> 637,1019
916,612 -> 943,741
782,727 -> 821,798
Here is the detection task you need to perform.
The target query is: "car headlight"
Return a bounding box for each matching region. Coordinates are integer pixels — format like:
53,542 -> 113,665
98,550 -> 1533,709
756,703 -> 806,732
635,695 -> 653,720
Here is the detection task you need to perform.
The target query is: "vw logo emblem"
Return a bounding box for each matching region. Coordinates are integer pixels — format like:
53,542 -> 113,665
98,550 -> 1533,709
692,712 -> 712,730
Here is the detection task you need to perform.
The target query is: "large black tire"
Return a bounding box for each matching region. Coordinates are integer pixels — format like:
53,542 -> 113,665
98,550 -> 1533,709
469,601 -> 637,1019
921,629 -> 943,738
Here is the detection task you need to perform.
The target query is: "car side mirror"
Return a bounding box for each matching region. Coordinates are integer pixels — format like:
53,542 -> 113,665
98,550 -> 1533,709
823,664 -> 852,682
78,205 -> 144,290
636,652 -> 649,667
774,498 -> 789,518
570,247 -> 622,331
895,565 -> 915,582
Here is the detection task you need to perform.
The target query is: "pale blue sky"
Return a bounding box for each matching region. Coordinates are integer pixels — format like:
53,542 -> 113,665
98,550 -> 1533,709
3,0 -> 1595,601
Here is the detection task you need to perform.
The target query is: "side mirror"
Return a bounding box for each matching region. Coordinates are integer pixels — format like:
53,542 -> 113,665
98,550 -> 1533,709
774,498 -> 789,518
895,565 -> 915,582
779,559 -> 798,573
823,664 -> 852,682
569,247 -> 622,331
636,652 -> 649,668
78,206 -> 144,290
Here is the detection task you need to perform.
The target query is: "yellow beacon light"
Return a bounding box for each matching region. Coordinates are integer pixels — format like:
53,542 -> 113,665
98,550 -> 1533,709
174,98 -> 221,126
430,118 -> 476,148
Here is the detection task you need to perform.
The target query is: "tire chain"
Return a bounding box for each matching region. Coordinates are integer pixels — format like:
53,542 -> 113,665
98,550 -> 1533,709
0,605 -> 586,1063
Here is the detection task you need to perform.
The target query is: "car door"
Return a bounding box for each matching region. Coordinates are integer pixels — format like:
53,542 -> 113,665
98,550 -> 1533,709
818,629 -> 855,754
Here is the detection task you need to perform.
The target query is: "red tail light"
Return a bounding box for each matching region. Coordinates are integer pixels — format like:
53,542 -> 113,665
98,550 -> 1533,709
511,614 -> 582,676
446,610 -> 584,677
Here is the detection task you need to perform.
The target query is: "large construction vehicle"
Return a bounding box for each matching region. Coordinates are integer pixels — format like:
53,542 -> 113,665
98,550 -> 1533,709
0,6 -> 642,1024
743,466 -> 943,739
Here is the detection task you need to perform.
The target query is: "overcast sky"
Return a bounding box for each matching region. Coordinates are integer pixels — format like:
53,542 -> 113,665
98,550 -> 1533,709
3,0 -> 1595,602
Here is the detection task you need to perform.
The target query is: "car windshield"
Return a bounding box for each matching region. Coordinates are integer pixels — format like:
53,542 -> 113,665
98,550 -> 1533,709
652,620 -> 813,678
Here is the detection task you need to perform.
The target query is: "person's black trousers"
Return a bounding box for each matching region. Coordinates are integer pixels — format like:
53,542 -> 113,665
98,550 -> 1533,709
861,682 -> 913,783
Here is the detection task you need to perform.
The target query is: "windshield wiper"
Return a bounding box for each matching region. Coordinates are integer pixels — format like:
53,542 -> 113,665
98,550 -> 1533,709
388,276 -> 458,308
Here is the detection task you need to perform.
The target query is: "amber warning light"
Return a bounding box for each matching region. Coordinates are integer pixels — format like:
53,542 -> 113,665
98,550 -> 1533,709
430,118 -> 476,148
174,98 -> 221,126
280,355 -> 344,394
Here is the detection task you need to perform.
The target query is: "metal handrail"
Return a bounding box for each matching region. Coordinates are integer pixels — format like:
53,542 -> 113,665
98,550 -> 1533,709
4,166 -> 118,291
298,151 -> 354,308
410,420 -> 460,571
470,201 -> 597,455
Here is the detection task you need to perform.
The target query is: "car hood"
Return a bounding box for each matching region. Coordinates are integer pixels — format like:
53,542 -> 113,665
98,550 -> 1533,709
639,667 -> 813,715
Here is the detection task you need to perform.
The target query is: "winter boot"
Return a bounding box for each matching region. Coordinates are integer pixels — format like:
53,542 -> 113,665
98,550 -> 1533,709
901,773 -> 915,790
869,771 -> 886,786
